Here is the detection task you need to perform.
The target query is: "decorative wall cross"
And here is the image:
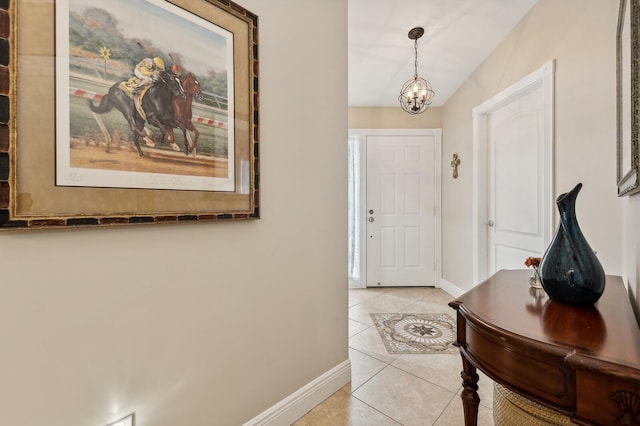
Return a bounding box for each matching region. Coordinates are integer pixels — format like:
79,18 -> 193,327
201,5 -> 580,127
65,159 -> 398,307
451,153 -> 460,179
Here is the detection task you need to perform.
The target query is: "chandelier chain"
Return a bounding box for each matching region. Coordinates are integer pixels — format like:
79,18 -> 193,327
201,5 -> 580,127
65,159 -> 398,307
414,38 -> 419,79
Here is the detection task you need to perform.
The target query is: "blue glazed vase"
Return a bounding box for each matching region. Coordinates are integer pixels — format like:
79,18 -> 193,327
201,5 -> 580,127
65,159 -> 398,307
539,183 -> 605,306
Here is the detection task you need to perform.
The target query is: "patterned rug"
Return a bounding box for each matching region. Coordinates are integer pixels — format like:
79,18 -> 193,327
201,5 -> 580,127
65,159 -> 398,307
370,313 -> 458,354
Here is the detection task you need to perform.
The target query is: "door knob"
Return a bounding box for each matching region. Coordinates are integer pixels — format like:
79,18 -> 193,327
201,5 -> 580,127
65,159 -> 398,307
487,220 -> 494,227
368,217 -> 374,222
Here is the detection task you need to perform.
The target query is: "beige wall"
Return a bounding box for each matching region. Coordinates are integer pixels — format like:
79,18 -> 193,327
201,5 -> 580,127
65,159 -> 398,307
0,1 -> 348,425
441,0 -> 622,291
349,106 -> 442,129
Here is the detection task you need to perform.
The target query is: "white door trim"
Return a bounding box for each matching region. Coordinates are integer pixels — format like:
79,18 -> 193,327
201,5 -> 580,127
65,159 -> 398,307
472,60 -> 555,286
349,128 -> 442,289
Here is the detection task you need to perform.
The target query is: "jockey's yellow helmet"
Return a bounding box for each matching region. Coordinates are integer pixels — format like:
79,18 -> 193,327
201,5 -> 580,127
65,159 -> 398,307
153,57 -> 165,69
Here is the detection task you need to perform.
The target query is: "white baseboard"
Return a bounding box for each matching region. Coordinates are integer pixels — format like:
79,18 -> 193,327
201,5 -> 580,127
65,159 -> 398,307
438,278 -> 465,298
243,359 -> 351,426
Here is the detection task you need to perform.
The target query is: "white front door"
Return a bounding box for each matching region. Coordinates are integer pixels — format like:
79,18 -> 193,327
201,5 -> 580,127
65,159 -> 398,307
366,134 -> 437,287
473,61 -> 554,283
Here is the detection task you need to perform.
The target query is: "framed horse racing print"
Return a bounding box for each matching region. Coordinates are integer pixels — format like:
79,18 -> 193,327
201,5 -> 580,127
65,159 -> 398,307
0,0 -> 259,230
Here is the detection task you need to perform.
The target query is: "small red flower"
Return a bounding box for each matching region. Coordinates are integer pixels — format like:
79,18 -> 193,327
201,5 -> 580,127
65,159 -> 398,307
525,257 -> 541,268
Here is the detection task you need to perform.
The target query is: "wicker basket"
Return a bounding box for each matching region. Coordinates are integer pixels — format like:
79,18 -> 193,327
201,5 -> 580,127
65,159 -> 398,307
493,383 -> 573,425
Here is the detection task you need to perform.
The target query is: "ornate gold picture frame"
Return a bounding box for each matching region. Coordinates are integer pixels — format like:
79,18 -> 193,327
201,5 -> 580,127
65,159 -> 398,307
0,0 -> 259,230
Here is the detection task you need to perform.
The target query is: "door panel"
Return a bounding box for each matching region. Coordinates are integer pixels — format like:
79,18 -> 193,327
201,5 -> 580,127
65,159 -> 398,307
495,244 -> 540,272
366,135 -> 436,287
488,86 -> 545,274
381,227 -> 397,267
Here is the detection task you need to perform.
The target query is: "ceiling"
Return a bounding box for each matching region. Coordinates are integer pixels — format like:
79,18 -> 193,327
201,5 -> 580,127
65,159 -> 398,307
348,0 -> 539,107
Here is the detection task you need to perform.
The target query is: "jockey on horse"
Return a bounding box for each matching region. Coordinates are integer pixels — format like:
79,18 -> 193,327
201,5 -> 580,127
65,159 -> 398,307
125,56 -> 181,96
88,57 -> 189,156
132,56 -> 165,94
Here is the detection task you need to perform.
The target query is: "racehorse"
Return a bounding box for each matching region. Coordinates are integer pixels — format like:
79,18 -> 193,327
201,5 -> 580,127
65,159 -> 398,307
173,73 -> 204,155
87,69 -> 188,157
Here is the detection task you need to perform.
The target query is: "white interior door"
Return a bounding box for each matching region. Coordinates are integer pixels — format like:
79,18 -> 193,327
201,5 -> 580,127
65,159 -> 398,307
488,87 -> 545,273
473,61 -> 553,283
366,134 -> 437,287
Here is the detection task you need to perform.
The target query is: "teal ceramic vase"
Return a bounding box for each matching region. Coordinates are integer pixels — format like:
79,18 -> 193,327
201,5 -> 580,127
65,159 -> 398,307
539,183 -> 605,306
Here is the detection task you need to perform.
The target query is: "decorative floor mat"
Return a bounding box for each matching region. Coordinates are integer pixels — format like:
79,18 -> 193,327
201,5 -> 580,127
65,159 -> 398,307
370,313 -> 458,354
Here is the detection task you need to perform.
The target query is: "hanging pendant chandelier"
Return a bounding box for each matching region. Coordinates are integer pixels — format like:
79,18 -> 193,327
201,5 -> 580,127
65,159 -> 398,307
399,27 -> 435,115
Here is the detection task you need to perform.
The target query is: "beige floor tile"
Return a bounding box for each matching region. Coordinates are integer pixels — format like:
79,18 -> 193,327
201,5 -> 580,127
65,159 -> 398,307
477,370 -> 494,409
349,319 -> 370,338
348,303 -> 377,326
363,293 -> 422,311
417,289 -> 457,306
434,390 -> 494,426
348,294 -> 418,324
353,365 -> 455,426
292,389 -> 401,426
349,327 -> 400,364
391,353 -> 463,393
349,287 -> 390,304
349,348 -> 387,391
307,287 -> 484,425
400,299 -> 457,315
375,287 -> 434,302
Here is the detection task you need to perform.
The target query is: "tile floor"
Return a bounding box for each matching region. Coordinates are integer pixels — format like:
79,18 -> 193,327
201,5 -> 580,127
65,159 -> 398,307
293,286 -> 495,426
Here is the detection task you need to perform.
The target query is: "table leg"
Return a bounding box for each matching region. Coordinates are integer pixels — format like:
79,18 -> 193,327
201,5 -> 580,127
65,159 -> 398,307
460,355 -> 480,426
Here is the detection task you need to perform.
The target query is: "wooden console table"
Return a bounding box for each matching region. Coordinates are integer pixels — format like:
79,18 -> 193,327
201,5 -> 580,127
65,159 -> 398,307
449,269 -> 640,425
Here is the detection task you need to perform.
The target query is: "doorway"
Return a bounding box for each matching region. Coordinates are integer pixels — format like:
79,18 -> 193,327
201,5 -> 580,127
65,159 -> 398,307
472,61 -> 554,285
348,129 -> 441,288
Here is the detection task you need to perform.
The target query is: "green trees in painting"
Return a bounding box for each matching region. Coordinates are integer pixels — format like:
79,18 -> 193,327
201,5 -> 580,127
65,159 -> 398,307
69,7 -> 228,109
